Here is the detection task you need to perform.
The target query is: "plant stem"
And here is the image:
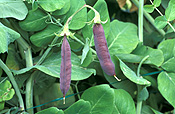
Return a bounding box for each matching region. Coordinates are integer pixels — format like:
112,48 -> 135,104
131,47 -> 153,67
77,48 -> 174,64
36,36 -> 60,65
75,81 -> 81,99
136,55 -> 149,114
17,37 -> 34,114
34,95 -> 41,112
0,59 -> 24,111
131,0 -> 165,36
138,0 -> 144,43
136,97 -> 142,114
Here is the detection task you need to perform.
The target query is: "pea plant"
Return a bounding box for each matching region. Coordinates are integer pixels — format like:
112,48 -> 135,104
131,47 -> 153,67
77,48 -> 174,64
0,0 -> 175,114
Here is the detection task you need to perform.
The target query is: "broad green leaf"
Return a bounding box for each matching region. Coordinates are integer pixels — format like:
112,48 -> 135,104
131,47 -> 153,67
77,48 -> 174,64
12,52 -> 96,80
108,20 -> 139,55
153,0 -> 161,7
81,49 -> 92,67
6,44 -> 22,70
0,102 -> 5,110
161,57 -> 175,72
158,39 -> 175,62
30,24 -> 61,47
165,0 -> 175,21
144,5 -> 154,13
81,84 -> 115,114
38,83 -> 75,109
137,87 -> 149,101
81,38 -> 90,64
116,53 -> 144,63
38,0 -> 65,12
154,16 -> 167,29
64,0 -> 87,30
52,0 -> 70,15
0,0 -> 28,20
158,72 -> 175,108
141,105 -> 154,114
64,99 -> 91,114
132,43 -> 164,67
82,0 -> 110,46
36,107 -> 64,114
104,56 -> 137,98
0,23 -> 20,53
112,89 -> 136,114
165,32 -> 175,39
151,107 -> 163,114
119,59 -> 151,86
0,80 -> 15,102
161,0 -> 170,9
0,68 -> 2,78
33,71 -> 56,96
19,9 -> 49,31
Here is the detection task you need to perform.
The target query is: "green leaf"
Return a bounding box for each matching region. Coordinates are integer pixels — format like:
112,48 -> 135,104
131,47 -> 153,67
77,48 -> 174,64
137,87 -> 149,101
39,83 -> 75,109
64,0 -> 87,30
108,20 -> 139,55
0,23 -> 20,54
81,38 -> 90,64
154,16 -> 167,29
112,89 -> 136,114
116,53 -> 145,63
165,0 -> 175,21
30,24 -> 61,47
33,71 -> 56,96
0,0 -> 28,20
165,32 -> 175,39
6,44 -> 22,70
52,0 -> 70,15
64,99 -> 91,114
158,39 -> 175,62
0,102 -> 5,110
158,72 -> 175,108
104,56 -> 137,98
36,107 -> 64,114
0,80 -> 15,102
81,49 -> 92,67
132,43 -> 164,67
82,0 -> 110,46
12,52 -> 96,80
119,59 -> 151,86
81,84 -> 115,114
153,0 -> 161,7
19,9 -> 48,31
141,105 -> 154,114
38,0 -> 65,12
151,107 -> 163,114
161,57 -> 175,72
144,5 -> 154,13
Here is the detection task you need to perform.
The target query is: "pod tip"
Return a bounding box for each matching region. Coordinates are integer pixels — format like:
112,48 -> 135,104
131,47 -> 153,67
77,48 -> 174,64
63,96 -> 65,104
114,75 -> 121,81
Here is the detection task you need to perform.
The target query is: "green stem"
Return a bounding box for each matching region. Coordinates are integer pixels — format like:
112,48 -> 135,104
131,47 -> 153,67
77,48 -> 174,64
0,59 -> 24,111
36,36 -> 60,65
136,95 -> 142,114
131,0 -> 165,36
136,55 -> 149,114
75,81 -> 81,99
34,95 -> 41,112
137,55 -> 149,77
17,37 -> 34,114
138,0 -> 144,43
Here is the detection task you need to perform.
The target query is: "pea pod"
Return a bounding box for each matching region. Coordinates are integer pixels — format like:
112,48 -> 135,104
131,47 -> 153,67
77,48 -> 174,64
93,23 -> 120,81
60,34 -> 72,104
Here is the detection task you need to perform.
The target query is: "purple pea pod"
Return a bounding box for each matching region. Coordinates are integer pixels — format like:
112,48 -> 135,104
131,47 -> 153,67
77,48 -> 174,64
93,23 -> 120,81
60,34 -> 72,104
